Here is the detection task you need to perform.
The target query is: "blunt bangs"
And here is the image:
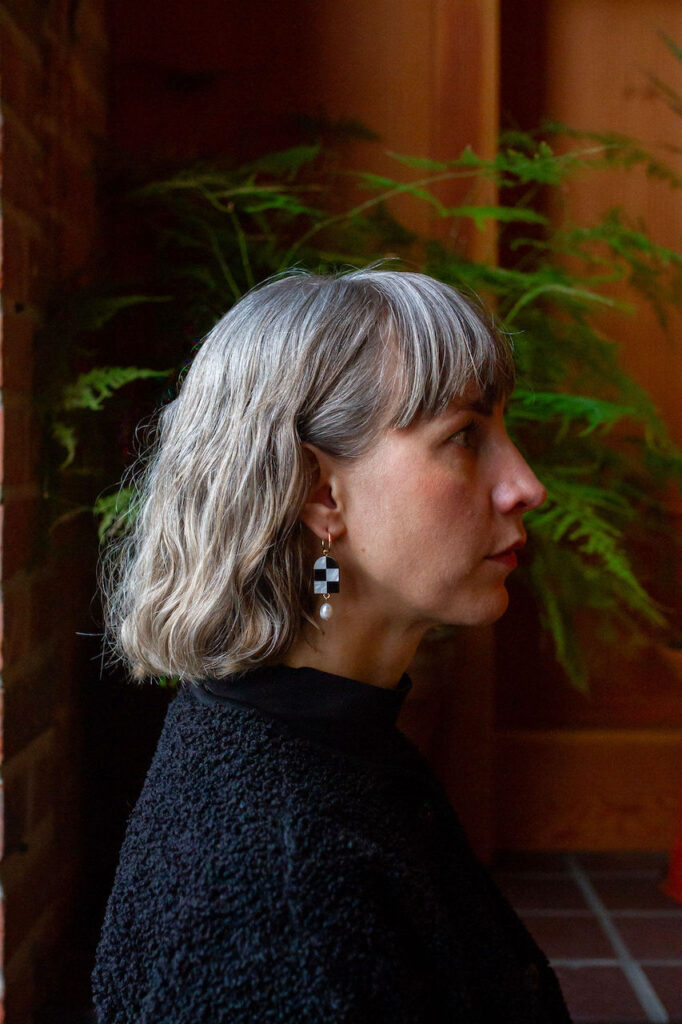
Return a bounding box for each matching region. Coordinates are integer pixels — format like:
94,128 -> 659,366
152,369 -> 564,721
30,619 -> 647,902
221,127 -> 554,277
354,271 -> 515,429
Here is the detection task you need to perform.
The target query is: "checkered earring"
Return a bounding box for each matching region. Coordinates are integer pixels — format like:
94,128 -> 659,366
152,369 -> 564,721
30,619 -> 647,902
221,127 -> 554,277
313,533 -> 339,620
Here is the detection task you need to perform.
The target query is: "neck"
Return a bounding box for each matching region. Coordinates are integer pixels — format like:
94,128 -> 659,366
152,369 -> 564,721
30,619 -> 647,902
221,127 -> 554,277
284,605 -> 428,688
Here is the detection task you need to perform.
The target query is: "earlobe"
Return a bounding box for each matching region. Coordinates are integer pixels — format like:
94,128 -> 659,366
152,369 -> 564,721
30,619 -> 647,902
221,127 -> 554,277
299,443 -> 345,541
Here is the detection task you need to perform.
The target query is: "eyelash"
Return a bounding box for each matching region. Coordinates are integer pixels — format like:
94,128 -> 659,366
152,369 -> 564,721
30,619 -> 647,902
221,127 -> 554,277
450,420 -> 478,448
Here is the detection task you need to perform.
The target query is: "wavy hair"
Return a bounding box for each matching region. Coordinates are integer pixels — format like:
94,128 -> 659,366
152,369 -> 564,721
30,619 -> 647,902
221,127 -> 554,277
102,267 -> 515,681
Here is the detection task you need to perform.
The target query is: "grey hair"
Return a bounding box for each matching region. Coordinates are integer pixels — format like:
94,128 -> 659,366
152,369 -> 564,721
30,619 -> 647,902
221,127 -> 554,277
102,267 -> 515,681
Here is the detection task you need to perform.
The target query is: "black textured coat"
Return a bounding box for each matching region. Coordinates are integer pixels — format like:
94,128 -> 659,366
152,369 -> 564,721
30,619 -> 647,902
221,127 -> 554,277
92,665 -> 572,1023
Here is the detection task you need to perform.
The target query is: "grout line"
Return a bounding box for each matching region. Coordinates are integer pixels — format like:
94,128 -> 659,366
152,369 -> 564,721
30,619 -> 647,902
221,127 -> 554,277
494,868 -> 665,881
519,908 -> 594,917
492,871 -> 571,880
639,959 -> 682,967
550,957 -> 682,968
583,871 -> 667,880
565,854 -> 669,1023
521,907 -> 682,919
551,958 -> 620,968
611,910 -> 682,918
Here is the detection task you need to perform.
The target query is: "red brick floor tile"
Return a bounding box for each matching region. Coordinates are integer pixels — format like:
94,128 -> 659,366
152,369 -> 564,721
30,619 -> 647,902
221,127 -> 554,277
641,965 -> 682,1020
576,851 -> 669,874
614,916 -> 682,959
591,876 -> 680,911
491,850 -> 570,873
521,914 -> 614,959
552,966 -> 646,1022
494,875 -> 588,911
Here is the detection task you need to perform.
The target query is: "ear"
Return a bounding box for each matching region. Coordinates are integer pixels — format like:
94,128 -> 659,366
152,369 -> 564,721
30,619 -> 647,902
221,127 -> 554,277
299,443 -> 345,542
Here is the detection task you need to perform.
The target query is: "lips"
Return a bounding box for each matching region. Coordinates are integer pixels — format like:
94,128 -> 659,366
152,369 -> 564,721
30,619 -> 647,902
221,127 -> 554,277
489,538 -> 526,558
486,538 -> 526,569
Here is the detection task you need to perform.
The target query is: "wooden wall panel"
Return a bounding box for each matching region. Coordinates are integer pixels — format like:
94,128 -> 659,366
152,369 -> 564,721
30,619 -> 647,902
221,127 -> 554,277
497,730 -> 682,850
545,0 -> 682,442
300,0 -> 500,247
111,0 -> 500,244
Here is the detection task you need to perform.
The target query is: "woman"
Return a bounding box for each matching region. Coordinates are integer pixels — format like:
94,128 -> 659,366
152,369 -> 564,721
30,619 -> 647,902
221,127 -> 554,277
93,268 -> 571,1023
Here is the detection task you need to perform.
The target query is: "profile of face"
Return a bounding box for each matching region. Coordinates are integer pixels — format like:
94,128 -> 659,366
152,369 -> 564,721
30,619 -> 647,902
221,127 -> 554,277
304,388 -> 546,636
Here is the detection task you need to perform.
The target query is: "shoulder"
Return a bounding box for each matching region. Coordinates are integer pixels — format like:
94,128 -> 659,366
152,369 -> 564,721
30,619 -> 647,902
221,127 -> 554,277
93,690 -> 440,1023
108,685 -> 419,891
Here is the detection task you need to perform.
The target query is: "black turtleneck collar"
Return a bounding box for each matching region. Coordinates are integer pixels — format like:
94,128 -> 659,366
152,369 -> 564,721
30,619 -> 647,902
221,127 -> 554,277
191,663 -> 411,727
186,665 -> 423,768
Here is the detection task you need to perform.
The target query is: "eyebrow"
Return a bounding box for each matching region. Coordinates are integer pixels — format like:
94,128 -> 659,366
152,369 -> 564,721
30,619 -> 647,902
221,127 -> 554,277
447,395 -> 495,417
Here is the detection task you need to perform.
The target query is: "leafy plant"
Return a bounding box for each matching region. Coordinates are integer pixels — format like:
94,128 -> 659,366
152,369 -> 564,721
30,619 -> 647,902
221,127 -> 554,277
44,125 -> 682,688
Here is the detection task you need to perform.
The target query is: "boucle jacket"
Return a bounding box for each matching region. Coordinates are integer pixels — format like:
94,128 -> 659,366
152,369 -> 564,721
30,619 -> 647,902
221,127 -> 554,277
92,664 -> 572,1023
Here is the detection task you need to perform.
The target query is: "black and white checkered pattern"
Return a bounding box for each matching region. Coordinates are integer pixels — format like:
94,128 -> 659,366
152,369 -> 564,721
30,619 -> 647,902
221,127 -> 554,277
314,555 -> 340,594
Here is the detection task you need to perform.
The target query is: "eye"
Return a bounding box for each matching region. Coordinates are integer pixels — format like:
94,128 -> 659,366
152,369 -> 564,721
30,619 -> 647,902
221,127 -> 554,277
449,420 -> 479,449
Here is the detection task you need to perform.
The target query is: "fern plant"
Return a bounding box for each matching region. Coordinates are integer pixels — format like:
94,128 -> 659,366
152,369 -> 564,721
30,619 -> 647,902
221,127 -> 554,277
44,127 -> 682,688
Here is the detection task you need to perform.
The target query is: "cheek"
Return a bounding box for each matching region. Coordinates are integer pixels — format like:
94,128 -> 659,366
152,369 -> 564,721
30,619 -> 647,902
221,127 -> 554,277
407,473 -> 473,533
384,486 -> 477,581
345,452 -> 477,558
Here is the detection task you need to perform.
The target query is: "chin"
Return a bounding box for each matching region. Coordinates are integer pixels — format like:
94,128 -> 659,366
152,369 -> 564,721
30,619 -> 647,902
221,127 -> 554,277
458,587 -> 510,627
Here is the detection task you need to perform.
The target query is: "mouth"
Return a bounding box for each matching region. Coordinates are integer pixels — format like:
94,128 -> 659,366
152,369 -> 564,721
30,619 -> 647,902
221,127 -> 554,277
485,538 -> 526,569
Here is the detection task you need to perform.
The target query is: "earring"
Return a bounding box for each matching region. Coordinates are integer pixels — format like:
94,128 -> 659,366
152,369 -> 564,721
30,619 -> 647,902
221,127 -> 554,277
314,533 -> 339,620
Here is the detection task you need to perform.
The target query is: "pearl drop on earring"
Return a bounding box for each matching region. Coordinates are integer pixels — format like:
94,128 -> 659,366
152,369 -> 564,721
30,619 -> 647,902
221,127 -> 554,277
319,601 -> 333,620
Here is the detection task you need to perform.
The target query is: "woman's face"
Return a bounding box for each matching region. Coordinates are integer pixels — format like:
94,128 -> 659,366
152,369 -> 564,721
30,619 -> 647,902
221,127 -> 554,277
332,390 -> 546,632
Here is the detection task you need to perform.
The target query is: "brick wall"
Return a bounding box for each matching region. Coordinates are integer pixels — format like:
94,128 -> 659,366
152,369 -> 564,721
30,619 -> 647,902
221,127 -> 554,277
0,2 -> 108,1020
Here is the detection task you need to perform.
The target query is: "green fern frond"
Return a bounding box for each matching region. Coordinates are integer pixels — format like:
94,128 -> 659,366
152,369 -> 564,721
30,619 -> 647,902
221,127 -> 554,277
385,152 -> 451,172
541,120 -> 682,188
527,542 -> 591,690
445,205 -> 548,229
52,421 -> 78,469
508,391 -> 638,435
504,282 -> 624,325
528,479 -> 665,628
69,295 -> 172,334
93,487 -> 137,542
62,367 -> 171,412
658,30 -> 682,65
244,144 -> 322,179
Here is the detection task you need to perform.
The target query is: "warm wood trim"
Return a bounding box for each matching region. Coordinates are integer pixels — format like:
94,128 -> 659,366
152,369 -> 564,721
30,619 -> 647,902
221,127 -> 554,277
496,729 -> 682,850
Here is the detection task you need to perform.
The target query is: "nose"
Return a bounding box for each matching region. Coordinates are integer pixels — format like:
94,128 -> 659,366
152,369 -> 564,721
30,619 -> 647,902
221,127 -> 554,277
493,443 -> 546,515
